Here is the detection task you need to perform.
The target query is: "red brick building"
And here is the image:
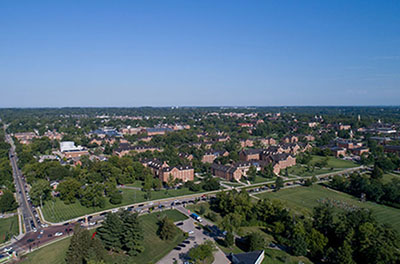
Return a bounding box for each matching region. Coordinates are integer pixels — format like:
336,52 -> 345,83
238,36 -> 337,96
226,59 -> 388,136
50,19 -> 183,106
143,159 -> 194,182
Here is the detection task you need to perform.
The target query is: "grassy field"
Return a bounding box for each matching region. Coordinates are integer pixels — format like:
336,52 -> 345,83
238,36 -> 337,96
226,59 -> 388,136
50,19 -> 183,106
127,210 -> 187,263
382,173 -> 400,183
20,209 -> 187,264
262,248 -> 313,264
217,235 -> 312,264
255,184 -> 400,232
0,215 -> 19,244
42,187 -> 202,222
311,155 -> 358,168
287,155 -> 358,177
287,165 -> 337,177
19,237 -> 71,264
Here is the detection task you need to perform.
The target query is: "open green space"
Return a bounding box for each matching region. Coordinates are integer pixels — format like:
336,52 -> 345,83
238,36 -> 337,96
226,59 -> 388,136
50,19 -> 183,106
19,237 -> 71,264
0,215 -> 19,244
251,175 -> 274,184
221,181 -> 243,187
42,187 -> 203,223
287,164 -> 339,177
262,248 -> 313,264
382,173 -> 400,184
217,234 -> 312,264
127,210 -> 186,264
20,209 -> 186,264
287,155 -> 358,177
311,155 -> 358,168
124,180 -> 143,188
255,184 -> 400,232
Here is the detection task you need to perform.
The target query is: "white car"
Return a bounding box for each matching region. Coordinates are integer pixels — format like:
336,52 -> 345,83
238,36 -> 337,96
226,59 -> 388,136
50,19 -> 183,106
188,230 -> 194,235
40,230 -> 44,234
88,222 -> 96,226
54,232 -> 63,237
3,247 -> 12,252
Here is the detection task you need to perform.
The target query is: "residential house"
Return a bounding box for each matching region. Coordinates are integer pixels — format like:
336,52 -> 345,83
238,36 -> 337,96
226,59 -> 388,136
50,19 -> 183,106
282,135 -> 298,143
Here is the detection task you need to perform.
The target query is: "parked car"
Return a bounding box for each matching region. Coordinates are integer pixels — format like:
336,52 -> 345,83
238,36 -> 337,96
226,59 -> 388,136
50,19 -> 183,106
54,232 -> 63,237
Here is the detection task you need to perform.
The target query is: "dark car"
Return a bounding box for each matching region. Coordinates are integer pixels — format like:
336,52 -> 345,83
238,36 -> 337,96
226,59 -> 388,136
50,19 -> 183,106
48,234 -> 53,237
176,222 -> 184,226
138,204 -> 144,207
174,247 -> 181,251
182,240 -> 190,244
27,238 -> 34,243
178,244 -> 186,247
63,222 -> 69,226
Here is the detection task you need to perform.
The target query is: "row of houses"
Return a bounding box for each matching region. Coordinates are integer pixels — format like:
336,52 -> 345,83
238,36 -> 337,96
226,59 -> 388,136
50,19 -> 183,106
328,139 -> 370,157
211,152 -> 296,181
113,143 -> 161,157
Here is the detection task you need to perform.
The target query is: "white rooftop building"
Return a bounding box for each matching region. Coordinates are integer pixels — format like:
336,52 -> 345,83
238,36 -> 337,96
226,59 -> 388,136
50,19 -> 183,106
60,141 -> 84,152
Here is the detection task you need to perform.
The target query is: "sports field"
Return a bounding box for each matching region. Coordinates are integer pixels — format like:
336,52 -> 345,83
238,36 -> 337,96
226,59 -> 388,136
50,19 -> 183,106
42,187 -> 201,222
255,184 -> 400,232
0,215 -> 19,243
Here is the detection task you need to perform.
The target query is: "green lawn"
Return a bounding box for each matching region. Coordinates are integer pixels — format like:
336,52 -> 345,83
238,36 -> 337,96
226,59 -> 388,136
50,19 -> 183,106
222,182 -> 243,187
287,155 -> 358,177
251,175 -> 273,184
124,180 -> 143,188
126,210 -> 186,263
217,234 -> 312,264
0,215 -> 19,244
262,248 -> 313,264
19,237 -> 71,264
42,187 -> 202,222
382,173 -> 400,184
287,165 -> 336,177
20,210 -> 186,264
311,155 -> 358,168
255,184 -> 400,232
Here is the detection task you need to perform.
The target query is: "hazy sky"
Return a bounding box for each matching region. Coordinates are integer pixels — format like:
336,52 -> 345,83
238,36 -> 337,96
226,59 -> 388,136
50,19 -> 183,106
1,1 -> 399,107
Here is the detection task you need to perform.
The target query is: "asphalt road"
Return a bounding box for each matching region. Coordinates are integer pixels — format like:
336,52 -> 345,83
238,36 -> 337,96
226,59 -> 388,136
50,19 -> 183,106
6,134 -> 38,233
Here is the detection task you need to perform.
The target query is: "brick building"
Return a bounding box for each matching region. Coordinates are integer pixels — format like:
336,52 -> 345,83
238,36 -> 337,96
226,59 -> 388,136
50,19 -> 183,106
143,159 -> 194,182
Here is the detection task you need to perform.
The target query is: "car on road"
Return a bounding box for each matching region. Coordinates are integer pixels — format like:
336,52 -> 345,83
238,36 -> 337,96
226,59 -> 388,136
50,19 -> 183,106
27,238 -> 34,243
63,222 -> 69,226
47,234 -> 52,237
3,247 -> 12,253
40,230 -> 44,234
37,234 -> 42,239
54,232 -> 63,237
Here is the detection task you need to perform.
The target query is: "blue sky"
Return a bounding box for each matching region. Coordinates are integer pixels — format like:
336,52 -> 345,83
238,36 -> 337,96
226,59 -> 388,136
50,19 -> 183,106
1,0 -> 399,107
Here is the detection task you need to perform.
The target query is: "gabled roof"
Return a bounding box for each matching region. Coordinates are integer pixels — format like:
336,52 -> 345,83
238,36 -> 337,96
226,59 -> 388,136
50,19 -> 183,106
230,250 -> 264,264
241,148 -> 264,155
